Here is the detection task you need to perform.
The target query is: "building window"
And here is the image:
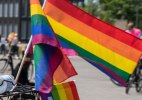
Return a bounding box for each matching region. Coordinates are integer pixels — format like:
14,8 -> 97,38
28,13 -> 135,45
21,20 -> 27,40
0,2 -> 2,17
9,2 -> 13,17
14,2 -> 19,17
27,20 -> 31,39
14,22 -> 18,33
0,22 -> 2,34
8,22 -> 13,34
3,22 -> 7,36
21,0 -> 27,17
4,2 -> 8,17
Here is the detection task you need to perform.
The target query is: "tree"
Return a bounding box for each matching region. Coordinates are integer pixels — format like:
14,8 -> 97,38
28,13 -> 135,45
83,0 -> 142,28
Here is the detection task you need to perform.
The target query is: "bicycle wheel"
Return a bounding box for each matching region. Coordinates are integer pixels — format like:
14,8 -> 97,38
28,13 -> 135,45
0,58 -> 12,75
110,78 -> 123,87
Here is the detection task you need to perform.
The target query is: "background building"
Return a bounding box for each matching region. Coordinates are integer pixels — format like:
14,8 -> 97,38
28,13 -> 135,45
0,0 -> 85,42
0,0 -> 44,42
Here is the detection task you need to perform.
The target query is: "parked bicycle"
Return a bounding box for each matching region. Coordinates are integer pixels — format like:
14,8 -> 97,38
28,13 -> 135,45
0,51 -> 36,99
0,49 -> 34,84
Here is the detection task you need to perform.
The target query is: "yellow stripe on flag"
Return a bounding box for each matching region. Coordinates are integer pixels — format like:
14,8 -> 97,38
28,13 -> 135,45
56,83 -> 68,100
31,4 -> 44,16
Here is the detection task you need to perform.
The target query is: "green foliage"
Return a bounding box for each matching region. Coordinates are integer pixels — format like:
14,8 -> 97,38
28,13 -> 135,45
82,0 -> 142,28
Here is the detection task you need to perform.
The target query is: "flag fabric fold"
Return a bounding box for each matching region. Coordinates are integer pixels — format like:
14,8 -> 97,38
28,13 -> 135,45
40,81 -> 79,100
30,0 -> 77,93
58,38 -> 78,56
54,50 -> 77,83
33,44 -> 62,93
44,0 -> 142,86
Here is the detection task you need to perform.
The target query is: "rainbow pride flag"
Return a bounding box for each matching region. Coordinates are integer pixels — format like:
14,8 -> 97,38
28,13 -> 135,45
44,0 -> 142,86
30,0 -> 63,93
30,0 -> 77,93
40,81 -> 79,100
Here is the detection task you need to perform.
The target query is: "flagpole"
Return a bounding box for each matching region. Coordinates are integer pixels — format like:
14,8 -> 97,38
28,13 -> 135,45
14,0 -> 47,84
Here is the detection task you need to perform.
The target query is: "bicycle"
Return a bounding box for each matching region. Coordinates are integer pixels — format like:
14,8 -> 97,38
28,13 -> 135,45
0,49 -> 34,84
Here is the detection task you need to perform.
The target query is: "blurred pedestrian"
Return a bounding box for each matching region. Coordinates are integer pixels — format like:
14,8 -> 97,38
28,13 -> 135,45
0,35 -> 7,56
8,33 -> 19,59
125,22 -> 142,38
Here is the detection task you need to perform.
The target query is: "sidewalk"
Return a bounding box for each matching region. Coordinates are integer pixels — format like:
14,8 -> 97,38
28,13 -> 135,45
68,56 -> 142,100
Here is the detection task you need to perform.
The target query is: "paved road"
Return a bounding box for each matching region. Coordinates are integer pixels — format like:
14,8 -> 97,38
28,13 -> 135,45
0,56 -> 142,100
68,56 -> 142,100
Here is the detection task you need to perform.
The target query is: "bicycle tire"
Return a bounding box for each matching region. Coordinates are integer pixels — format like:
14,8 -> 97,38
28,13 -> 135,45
110,78 -> 123,87
0,58 -> 13,75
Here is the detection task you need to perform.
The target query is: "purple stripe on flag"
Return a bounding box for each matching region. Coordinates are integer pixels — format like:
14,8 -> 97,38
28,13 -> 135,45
33,34 -> 59,46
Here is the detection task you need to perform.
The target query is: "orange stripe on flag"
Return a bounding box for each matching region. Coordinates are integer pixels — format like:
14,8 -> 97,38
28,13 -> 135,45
54,48 -> 77,83
62,82 -> 74,100
30,0 -> 40,4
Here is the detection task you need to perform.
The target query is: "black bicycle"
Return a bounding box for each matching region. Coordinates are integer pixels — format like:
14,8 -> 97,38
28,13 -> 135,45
0,50 -> 34,84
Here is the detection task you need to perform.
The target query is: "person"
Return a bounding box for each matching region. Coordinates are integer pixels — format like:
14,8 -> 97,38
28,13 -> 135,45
0,35 -> 7,55
125,22 -> 142,38
8,33 -> 20,59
